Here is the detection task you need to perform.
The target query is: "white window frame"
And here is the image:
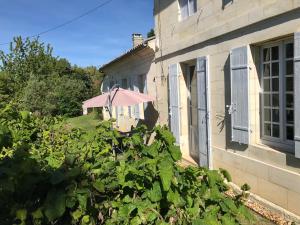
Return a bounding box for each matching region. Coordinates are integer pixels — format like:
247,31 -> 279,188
178,0 -> 197,21
260,39 -> 295,153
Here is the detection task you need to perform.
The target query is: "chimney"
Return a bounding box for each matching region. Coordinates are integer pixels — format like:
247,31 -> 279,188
132,33 -> 144,48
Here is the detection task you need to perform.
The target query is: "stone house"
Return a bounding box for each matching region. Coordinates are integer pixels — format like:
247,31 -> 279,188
153,0 -> 300,217
99,34 -> 161,131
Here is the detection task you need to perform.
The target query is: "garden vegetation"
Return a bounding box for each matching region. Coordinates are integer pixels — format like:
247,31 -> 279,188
0,104 -> 253,225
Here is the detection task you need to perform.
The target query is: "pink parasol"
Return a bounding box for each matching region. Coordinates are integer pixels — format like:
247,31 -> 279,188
83,87 -> 155,109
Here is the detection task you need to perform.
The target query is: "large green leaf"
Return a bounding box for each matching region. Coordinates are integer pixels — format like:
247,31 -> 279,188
44,189 -> 66,221
207,170 -> 223,188
221,214 -> 237,225
237,205 -> 254,222
130,216 -> 142,225
16,209 -> 27,222
93,180 -> 105,193
143,141 -> 160,158
147,181 -> 162,202
167,188 -> 184,207
220,198 -> 238,215
168,145 -> 182,161
158,159 -> 173,191
118,204 -> 136,219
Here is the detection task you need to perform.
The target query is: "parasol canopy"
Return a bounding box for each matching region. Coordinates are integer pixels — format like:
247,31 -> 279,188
83,87 -> 155,109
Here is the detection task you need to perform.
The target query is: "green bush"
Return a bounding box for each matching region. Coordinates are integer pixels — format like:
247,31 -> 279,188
0,106 -> 253,225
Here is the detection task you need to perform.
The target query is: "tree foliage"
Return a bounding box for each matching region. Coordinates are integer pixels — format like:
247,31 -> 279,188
0,105 -> 254,225
147,29 -> 155,38
0,37 -> 103,116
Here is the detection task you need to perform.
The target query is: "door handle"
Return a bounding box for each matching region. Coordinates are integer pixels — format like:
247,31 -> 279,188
226,104 -> 236,115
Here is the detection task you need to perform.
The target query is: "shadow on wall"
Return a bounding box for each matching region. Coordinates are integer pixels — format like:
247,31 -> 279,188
286,154 -> 300,169
136,103 -> 159,130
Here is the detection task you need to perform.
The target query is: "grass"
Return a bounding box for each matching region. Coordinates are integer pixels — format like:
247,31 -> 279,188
64,112 -> 102,141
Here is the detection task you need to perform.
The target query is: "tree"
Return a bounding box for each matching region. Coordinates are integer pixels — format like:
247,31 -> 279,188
0,72 -> 14,108
0,37 -> 98,117
147,28 -> 155,38
0,37 -> 55,89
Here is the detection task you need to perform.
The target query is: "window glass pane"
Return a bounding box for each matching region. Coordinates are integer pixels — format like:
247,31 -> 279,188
188,0 -> 197,14
272,94 -> 279,107
285,43 -> 294,58
122,79 -> 128,89
286,60 -> 294,75
263,79 -> 270,92
179,0 -> 188,20
272,46 -> 279,60
272,109 -> 280,123
264,123 -> 271,136
261,42 -> 295,142
264,94 -> 271,106
263,64 -> 270,77
109,81 -> 114,88
272,124 -> 280,138
286,94 -> 294,108
286,126 -> 294,140
286,110 -> 294,124
272,63 -> 279,77
272,78 -> 279,92
264,109 -> 271,122
263,48 -> 270,62
286,77 -> 294,92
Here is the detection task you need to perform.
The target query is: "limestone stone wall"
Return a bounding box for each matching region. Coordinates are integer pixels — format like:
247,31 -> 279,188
154,0 -> 300,216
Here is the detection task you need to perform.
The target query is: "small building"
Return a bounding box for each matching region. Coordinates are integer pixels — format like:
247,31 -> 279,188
99,34 -> 161,131
154,0 -> 300,217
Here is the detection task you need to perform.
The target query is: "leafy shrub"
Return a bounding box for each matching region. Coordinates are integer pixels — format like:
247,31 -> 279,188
0,106 -> 253,225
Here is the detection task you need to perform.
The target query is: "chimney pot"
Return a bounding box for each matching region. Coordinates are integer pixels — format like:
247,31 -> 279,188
132,33 -> 144,48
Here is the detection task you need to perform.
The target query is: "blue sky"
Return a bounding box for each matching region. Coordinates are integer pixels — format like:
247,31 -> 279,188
0,0 -> 154,67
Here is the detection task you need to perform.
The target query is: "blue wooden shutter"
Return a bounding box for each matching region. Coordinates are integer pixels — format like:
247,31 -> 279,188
294,33 -> 300,158
169,64 -> 181,144
128,77 -> 132,118
118,79 -> 124,116
197,56 -> 210,167
230,46 -> 250,144
133,76 -> 140,119
114,80 -> 119,126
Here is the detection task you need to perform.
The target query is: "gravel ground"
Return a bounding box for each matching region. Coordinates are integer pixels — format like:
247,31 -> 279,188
248,209 -> 277,225
226,189 -> 296,225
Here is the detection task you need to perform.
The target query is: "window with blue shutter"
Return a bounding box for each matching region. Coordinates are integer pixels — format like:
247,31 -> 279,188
294,32 -> 300,158
230,46 -> 250,144
169,64 -> 181,144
